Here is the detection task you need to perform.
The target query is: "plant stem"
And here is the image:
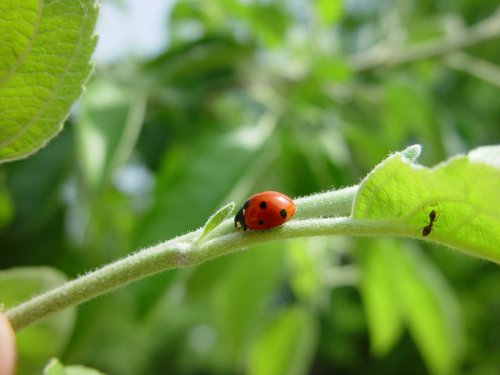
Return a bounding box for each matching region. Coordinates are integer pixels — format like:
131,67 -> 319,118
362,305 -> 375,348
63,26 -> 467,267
294,185 -> 358,218
444,51 -> 500,88
7,216 -> 407,331
7,186 -> 362,330
6,231 -> 195,331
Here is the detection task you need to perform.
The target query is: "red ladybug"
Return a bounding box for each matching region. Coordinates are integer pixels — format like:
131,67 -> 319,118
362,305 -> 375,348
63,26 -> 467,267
235,191 -> 296,231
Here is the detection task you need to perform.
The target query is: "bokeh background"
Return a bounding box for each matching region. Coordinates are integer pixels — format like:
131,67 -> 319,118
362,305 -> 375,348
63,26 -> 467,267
1,0 -> 499,374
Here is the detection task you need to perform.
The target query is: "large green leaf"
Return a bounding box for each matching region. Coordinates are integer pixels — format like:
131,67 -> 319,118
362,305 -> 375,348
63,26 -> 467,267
358,239 -> 463,375
358,239 -> 404,355
0,267 -> 76,375
0,0 -> 97,162
391,243 -> 462,375
353,145 -> 500,263
210,243 -> 285,366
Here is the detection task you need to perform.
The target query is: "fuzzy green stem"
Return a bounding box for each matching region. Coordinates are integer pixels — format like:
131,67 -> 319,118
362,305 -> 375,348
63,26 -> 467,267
7,219 -> 406,331
5,231 -> 196,331
294,185 -> 358,218
7,186 -> 369,331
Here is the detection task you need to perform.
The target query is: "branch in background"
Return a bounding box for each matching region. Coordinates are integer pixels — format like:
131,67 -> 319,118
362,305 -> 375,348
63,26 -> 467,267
444,51 -> 500,87
351,9 -> 500,71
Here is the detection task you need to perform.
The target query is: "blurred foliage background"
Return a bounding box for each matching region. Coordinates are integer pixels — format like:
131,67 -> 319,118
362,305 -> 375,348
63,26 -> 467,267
1,0 -> 500,374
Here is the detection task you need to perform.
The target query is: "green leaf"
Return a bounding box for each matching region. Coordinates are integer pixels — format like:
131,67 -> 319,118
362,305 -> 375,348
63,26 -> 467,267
359,239 -> 463,375
314,0 -> 343,25
247,306 -> 317,375
381,81 -> 443,159
388,243 -> 462,375
0,174 -> 14,226
44,358 -> 107,375
287,239 -> 323,303
44,358 -> 65,375
0,0 -> 97,163
353,145 -> 500,263
65,365 -> 107,375
3,129 -> 72,237
0,267 -> 76,375
75,78 -> 147,192
357,239 -> 404,355
210,243 -> 285,365
196,202 -> 235,243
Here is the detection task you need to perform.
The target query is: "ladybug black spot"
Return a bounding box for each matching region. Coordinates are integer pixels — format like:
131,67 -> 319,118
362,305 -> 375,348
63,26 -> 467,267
259,201 -> 267,209
258,219 -> 264,225
280,208 -> 287,218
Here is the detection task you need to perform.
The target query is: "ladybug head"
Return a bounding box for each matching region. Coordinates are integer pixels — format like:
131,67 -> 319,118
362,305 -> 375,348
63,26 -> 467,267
234,201 -> 249,231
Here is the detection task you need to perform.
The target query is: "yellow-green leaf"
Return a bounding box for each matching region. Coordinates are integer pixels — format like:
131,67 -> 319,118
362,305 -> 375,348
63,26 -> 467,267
353,145 -> 500,263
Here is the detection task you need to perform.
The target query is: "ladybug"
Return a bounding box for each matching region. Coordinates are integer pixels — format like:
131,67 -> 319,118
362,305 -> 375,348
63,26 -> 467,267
235,191 -> 296,231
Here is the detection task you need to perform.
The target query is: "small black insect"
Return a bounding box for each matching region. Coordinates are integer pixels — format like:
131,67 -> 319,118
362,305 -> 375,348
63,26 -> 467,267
422,209 -> 439,237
